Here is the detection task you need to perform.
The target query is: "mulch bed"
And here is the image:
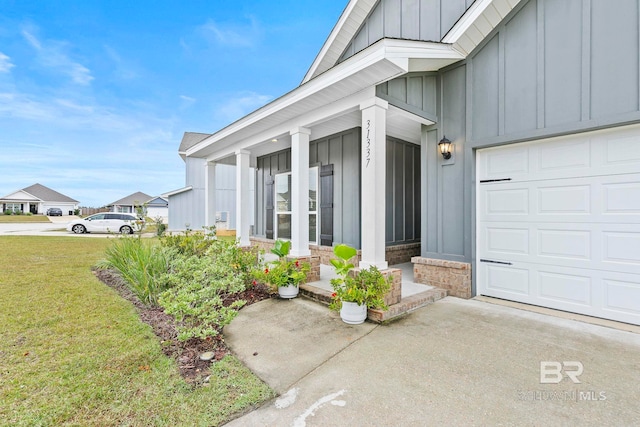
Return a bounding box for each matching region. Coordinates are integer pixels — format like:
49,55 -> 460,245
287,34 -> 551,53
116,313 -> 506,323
93,268 -> 272,385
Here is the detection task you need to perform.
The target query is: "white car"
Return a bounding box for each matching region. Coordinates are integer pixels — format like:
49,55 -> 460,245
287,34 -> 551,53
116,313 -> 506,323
67,213 -> 142,234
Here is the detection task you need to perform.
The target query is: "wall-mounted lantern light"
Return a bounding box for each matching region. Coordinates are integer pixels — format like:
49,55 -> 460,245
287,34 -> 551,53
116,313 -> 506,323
438,136 -> 452,160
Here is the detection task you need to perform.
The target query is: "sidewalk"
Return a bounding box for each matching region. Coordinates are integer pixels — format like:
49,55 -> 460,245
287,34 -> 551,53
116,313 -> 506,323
224,297 -> 640,426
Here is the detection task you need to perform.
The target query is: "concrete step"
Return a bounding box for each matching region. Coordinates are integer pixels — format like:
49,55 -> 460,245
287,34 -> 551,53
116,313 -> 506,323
299,283 -> 448,323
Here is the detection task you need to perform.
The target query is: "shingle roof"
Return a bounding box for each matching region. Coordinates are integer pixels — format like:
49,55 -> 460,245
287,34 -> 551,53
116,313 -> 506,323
22,183 -> 79,203
179,132 -> 211,153
108,191 -> 153,207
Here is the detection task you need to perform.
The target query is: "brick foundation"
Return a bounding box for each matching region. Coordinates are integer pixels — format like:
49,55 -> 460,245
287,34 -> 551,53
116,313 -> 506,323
385,243 -> 421,265
252,237 -> 420,267
411,257 -> 472,299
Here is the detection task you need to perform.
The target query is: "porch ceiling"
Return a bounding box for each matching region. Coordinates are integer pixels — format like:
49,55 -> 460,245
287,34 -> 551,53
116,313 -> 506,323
187,39 -> 463,161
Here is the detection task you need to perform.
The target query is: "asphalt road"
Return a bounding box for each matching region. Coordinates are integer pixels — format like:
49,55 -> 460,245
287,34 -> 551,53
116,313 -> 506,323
0,216 -> 109,237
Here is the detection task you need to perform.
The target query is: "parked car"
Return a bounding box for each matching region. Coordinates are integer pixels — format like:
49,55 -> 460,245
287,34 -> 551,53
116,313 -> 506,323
66,213 -> 143,234
46,208 -> 63,216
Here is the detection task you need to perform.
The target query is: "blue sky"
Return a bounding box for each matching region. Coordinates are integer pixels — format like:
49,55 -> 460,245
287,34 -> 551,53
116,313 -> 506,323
0,0 -> 346,207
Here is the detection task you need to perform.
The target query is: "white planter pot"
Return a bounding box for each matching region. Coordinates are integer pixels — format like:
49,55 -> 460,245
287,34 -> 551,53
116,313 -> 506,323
278,284 -> 299,299
340,301 -> 367,324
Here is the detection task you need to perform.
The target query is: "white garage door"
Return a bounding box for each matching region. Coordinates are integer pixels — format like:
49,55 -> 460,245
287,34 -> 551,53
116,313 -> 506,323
477,125 -> 640,325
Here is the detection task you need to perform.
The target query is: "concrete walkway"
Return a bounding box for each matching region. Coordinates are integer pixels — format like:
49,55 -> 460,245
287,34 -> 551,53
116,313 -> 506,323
224,297 -> 640,426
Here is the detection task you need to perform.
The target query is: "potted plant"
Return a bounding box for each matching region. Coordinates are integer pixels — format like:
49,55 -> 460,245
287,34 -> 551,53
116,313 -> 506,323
329,244 -> 391,324
253,239 -> 310,299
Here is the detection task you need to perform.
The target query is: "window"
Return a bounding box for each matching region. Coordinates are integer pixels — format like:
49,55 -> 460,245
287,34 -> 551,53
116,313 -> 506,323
5,203 -> 21,213
274,168 -> 319,243
309,167 -> 318,244
275,173 -> 292,239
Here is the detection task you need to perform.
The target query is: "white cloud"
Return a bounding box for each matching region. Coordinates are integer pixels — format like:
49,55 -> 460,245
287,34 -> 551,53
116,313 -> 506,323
215,91 -> 272,124
0,52 -> 15,73
199,16 -> 262,48
21,28 -> 94,85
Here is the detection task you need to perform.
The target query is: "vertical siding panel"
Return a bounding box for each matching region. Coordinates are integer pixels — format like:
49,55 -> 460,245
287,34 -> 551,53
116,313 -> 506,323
343,130 -> 361,248
413,143 -> 421,242
440,0 -> 466,39
404,144 -> 415,240
591,0 -> 639,118
420,0 -> 440,41
426,129 -> 438,254
472,35 -> 500,139
504,0 -> 537,135
368,2 -> 384,43
353,23 -> 368,53
402,0 -> 420,40
394,142 -> 404,242
318,139 -> 329,165
407,76 -> 423,109
384,0 -> 402,38
544,0 -> 583,127
388,78 -> 408,102
329,135 -> 344,245
441,66 -> 466,257
385,139 -> 394,243
424,75 -> 437,116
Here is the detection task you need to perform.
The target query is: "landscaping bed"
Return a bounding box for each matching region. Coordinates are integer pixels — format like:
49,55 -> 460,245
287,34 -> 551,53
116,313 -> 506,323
95,267 -> 272,384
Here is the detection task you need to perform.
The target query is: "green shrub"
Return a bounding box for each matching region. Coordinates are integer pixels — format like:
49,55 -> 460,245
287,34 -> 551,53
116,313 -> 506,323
158,239 -> 261,341
96,237 -> 173,305
159,226 -> 217,257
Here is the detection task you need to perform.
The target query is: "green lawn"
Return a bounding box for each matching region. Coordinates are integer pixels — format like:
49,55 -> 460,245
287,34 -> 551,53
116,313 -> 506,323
0,215 -> 51,223
0,236 -> 273,426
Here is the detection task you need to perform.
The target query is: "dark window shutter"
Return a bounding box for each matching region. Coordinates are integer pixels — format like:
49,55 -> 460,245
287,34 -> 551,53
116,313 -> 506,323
265,174 -> 274,239
319,164 -> 334,246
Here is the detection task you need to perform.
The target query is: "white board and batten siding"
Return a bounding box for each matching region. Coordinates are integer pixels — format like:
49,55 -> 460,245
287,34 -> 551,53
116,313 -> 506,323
477,124 -> 640,326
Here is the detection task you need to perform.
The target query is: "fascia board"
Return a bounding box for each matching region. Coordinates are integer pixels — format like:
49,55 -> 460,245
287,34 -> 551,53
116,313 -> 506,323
162,186 -> 193,197
186,41 -> 408,158
303,0 -> 379,84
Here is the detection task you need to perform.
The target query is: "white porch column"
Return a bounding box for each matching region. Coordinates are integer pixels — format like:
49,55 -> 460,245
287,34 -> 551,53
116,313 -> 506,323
290,127 -> 311,257
236,150 -> 251,247
360,97 -> 388,270
204,161 -> 216,229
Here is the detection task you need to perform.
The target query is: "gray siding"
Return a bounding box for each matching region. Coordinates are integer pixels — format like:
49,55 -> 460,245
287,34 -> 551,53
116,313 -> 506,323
468,0 -> 640,143
422,0 -> 640,269
377,72 -> 438,121
255,128 -> 362,248
339,0 -> 476,62
385,137 -> 421,246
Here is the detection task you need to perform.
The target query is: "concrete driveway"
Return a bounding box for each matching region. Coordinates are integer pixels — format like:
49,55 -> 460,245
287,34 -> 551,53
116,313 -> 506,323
224,297 -> 640,426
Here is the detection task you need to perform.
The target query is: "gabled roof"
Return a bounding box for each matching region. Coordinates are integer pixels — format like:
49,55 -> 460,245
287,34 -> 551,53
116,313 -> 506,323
146,196 -> 168,207
108,191 -> 153,207
303,0 -> 523,83
178,132 -> 211,160
0,183 -> 79,203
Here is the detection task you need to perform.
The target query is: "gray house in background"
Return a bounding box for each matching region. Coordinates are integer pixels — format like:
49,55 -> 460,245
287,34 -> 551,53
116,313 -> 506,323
0,183 -> 79,215
166,132 -> 253,232
181,0 -> 640,326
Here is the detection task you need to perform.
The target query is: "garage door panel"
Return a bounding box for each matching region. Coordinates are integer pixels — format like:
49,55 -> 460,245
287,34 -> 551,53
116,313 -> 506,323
603,278 -> 640,316
537,229 -> 591,261
537,185 -> 591,214
484,227 -> 529,255
483,187 -> 529,216
603,181 -> 640,213
538,270 -> 592,307
602,231 -> 640,265
481,263 -> 530,296
477,124 -> 640,326
539,140 -> 591,172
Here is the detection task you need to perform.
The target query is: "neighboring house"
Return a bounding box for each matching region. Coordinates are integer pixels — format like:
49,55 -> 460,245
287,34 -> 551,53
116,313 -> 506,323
180,0 -> 640,326
146,196 -> 169,223
0,183 -> 79,215
107,192 -> 152,215
166,132 -> 253,232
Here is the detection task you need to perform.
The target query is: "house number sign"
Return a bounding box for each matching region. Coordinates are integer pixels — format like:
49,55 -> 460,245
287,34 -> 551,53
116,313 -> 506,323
365,119 -> 371,168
